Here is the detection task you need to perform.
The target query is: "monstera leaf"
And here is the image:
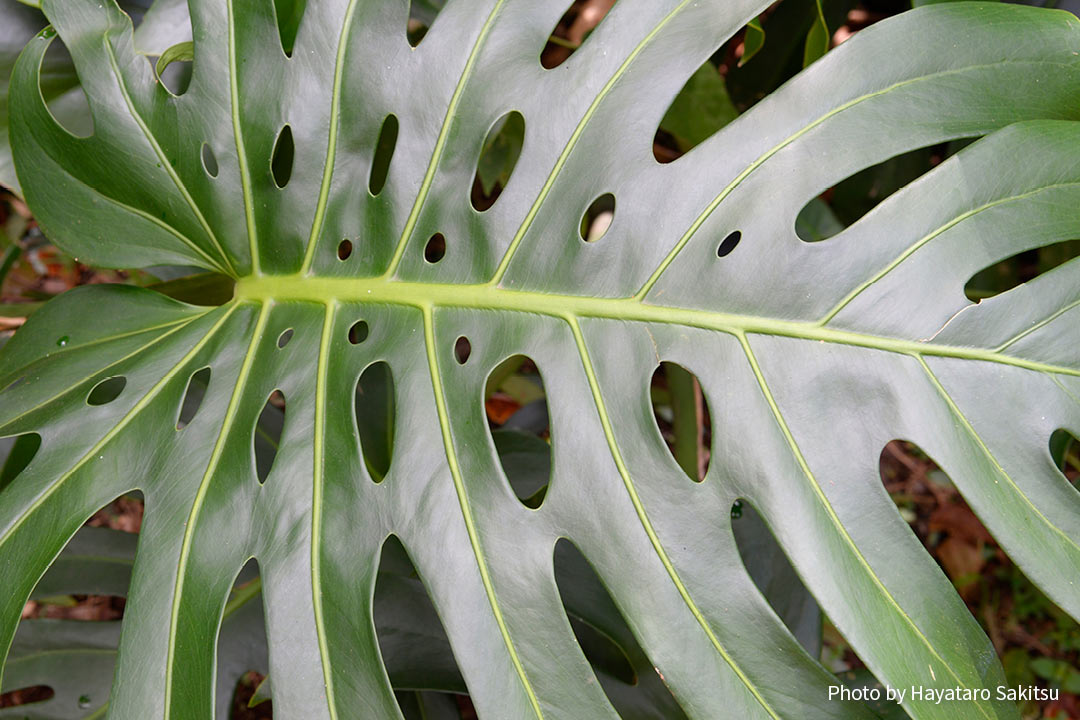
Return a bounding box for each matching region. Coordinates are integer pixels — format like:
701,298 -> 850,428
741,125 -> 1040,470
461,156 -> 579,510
0,527 -> 267,720
2,1 -> 1080,718
0,0 -> 199,195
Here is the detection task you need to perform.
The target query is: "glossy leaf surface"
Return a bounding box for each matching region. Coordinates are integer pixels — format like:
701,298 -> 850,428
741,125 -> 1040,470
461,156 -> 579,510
3,1 -> 1080,718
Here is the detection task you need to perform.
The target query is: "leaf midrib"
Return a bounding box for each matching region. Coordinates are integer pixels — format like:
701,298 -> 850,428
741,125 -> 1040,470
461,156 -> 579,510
235,276 -> 1080,378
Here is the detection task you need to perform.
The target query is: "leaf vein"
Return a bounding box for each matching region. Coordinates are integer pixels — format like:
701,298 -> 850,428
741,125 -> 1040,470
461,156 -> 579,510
739,335 -> 995,720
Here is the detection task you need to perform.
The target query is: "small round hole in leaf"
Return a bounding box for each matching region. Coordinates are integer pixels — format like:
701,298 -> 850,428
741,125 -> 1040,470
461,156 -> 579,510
580,193 -> 615,242
1050,428 -> 1078,481
349,321 -> 369,344
87,377 -> 127,406
541,1 -> 618,70
176,368 -> 211,430
201,143 -> 219,178
424,233 -> 446,263
485,355 -> 551,509
277,328 -> 294,349
253,391 -> 285,484
0,433 -> 42,492
717,231 -> 741,257
271,125 -> 295,189
369,114 -> 398,196
355,362 -> 396,483
454,336 -> 471,365
337,239 -> 353,261
649,362 -> 711,483
471,111 -> 525,211
0,684 -> 54,707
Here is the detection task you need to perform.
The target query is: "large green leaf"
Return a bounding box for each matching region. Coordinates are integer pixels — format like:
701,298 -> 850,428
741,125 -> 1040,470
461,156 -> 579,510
0,0 -> 192,195
3,1 -> 1080,718
0,526 -> 267,720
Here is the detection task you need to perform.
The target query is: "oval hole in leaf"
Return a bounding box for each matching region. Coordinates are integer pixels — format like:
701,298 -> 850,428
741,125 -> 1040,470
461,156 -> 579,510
42,36 -> 93,138
485,355 -> 550,508
424,233 -> 446,263
407,0 -> 445,47
337,239 -> 353,261
716,230 -> 741,257
471,111 -> 525,211
0,684 -> 55,709
30,495 -> 143,601
274,0 -> 307,57
218,560 -> 270,711
374,535 -> 467,696
1050,429 -> 1078,485
553,540 -> 638,686
454,336 -> 471,365
10,496 -> 145,714
653,59 -> 737,163
34,526 -> 137,605
355,362 -> 395,483
176,367 -> 211,430
0,433 -> 42,493
348,320 -> 369,345
731,498 -> 821,655
553,540 -> 687,717
155,41 -> 194,96
277,329 -> 294,349
880,440 -> 990,603
541,1 -> 618,69
156,61 -> 192,96
580,193 -> 615,242
649,362 -> 710,483
201,143 -> 219,178
964,239 -> 1080,301
369,114 -> 398,196
271,125 -> 295,189
794,144 -> 941,243
87,377 -> 127,406
253,391 -> 285,484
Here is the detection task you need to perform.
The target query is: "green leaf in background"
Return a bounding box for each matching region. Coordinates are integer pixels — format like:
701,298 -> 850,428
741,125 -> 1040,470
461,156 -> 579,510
794,197 -> 845,243
658,61 -> 739,153
154,40 -> 193,80
726,0 -> 857,110
804,0 -> 830,67
740,17 -> 766,67
3,2 -> 1080,719
1029,657 -> 1080,694
474,111 -> 525,197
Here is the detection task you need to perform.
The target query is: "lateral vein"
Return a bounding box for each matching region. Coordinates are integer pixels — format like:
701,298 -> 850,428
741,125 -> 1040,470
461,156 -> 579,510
164,302 -> 268,717
568,315 -> 780,718
421,303 -> 544,718
739,335 -> 994,720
